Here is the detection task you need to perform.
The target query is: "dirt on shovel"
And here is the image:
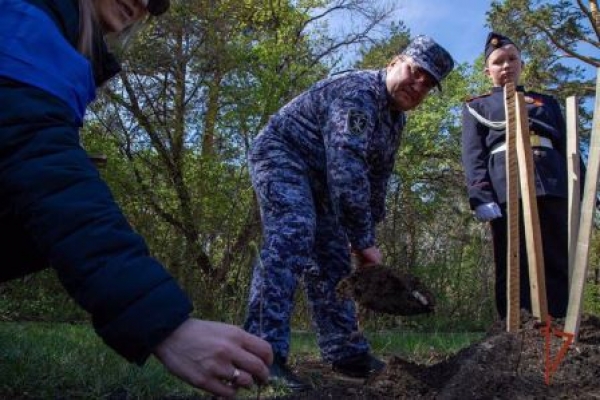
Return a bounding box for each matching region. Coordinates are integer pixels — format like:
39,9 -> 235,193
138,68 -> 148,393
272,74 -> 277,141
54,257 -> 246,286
336,264 -> 435,316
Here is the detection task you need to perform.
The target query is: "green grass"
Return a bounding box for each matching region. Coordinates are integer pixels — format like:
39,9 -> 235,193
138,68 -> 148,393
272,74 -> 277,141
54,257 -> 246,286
0,322 -> 483,399
0,322 -> 196,399
291,330 -> 483,362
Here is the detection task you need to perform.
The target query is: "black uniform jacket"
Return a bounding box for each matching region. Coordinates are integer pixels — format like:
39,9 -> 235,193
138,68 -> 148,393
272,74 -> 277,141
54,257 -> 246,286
461,86 -> 570,209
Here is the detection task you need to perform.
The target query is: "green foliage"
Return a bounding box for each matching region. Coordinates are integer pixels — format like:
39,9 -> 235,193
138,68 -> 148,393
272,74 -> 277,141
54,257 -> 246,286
82,0 -> 400,321
487,0 -> 598,98
584,283 -> 600,316
353,23 -> 411,69
5,1 -> 599,335
0,271 -> 86,322
85,0 -> 327,317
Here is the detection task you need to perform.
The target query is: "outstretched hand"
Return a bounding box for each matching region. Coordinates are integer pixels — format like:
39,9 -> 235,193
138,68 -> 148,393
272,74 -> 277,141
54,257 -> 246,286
153,318 -> 273,398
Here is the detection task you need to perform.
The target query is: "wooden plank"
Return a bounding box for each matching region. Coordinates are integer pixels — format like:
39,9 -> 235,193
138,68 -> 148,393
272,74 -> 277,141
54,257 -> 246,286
504,82 -> 520,332
591,1 -> 599,29
565,68 -> 600,339
515,91 -> 548,321
566,96 -> 580,286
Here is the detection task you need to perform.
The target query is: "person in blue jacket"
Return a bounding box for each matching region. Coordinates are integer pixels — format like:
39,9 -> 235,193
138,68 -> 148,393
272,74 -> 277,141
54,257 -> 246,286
244,35 -> 454,389
461,32 -> 577,319
0,0 -> 272,397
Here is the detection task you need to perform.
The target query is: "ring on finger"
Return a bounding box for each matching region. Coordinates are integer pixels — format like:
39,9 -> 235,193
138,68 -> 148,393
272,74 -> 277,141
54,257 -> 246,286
228,367 -> 241,386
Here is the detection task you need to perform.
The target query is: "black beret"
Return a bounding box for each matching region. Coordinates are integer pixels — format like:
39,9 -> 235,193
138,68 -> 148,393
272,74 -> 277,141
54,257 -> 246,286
484,32 -> 518,61
147,0 -> 170,16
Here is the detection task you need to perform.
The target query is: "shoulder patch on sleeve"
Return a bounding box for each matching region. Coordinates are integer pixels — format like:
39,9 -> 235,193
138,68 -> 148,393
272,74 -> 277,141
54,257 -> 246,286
347,109 -> 371,136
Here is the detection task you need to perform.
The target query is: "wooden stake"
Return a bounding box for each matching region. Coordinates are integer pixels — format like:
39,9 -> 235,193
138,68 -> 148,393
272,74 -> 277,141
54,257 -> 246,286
505,82 -> 520,332
565,68 -> 600,339
515,91 -> 548,321
591,1 -> 600,29
566,96 -> 581,286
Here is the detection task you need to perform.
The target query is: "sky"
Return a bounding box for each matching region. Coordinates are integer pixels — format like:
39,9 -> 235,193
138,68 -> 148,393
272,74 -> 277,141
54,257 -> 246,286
394,0 -> 493,65
394,1 -> 596,104
330,1 -> 595,79
326,0 -> 494,68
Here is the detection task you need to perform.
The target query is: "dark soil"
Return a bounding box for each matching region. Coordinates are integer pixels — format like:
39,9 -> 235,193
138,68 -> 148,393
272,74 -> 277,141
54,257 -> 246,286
336,265 -> 436,316
265,313 -> 600,400
101,312 -> 600,399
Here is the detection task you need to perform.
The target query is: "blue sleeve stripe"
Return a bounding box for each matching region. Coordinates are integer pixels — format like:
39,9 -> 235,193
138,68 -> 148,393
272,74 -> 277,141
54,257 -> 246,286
0,0 -> 96,124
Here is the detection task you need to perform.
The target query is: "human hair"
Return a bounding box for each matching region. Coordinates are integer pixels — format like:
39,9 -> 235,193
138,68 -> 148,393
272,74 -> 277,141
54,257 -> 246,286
77,0 -> 150,62
78,0 -> 96,59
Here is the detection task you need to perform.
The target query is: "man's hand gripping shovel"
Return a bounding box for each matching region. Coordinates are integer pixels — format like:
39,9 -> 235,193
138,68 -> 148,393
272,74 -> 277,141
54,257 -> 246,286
336,246 -> 435,316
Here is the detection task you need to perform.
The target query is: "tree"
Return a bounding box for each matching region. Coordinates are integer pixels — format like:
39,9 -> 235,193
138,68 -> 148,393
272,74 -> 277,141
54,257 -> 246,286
487,0 -> 598,97
353,22 -> 411,70
84,0 -> 397,318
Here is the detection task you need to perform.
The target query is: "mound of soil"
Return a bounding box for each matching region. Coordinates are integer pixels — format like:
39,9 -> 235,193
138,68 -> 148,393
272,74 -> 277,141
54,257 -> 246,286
272,313 -> 600,400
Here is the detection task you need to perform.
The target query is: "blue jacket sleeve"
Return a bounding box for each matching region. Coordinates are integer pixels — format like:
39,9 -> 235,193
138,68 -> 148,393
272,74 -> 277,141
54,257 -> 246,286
324,92 -> 378,250
0,86 -> 192,364
0,0 -> 190,365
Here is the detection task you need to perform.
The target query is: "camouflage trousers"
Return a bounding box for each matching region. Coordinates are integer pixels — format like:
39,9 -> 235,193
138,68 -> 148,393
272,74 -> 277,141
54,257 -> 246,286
244,140 -> 369,363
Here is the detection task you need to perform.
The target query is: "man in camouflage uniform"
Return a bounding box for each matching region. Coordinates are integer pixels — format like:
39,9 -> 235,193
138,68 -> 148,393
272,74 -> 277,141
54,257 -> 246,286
245,36 -> 454,389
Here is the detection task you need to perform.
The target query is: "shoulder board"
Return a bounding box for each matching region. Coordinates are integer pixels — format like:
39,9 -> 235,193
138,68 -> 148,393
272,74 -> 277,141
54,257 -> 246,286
464,93 -> 491,103
523,91 -> 546,107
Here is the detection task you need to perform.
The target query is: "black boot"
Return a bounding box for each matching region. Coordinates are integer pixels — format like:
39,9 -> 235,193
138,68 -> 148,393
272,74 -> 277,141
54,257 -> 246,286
268,356 -> 311,391
332,353 -> 386,378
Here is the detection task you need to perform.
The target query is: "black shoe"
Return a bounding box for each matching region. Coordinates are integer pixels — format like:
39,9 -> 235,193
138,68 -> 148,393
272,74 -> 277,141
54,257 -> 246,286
268,357 -> 311,391
332,353 -> 386,378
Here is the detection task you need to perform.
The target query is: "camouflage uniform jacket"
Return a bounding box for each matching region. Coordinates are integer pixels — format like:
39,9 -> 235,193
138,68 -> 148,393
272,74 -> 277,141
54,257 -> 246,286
253,69 -> 405,250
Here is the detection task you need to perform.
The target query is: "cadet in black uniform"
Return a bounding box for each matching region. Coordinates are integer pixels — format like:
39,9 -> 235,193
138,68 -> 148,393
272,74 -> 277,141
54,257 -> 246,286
461,32 -> 572,319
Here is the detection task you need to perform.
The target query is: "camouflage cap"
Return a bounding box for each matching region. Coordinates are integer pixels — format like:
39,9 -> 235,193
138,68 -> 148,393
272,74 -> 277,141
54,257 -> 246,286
401,35 -> 454,90
484,32 -> 519,61
146,0 -> 170,16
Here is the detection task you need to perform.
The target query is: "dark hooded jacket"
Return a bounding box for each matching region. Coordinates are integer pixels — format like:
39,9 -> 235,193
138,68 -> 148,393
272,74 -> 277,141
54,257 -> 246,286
0,0 -> 192,364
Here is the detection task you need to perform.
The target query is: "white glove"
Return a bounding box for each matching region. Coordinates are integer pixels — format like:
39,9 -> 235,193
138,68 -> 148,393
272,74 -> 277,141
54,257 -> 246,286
474,202 -> 502,222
